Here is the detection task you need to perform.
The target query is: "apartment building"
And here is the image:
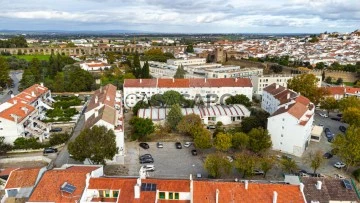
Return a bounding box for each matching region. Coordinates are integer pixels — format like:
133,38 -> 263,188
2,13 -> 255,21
167,58 -> 206,66
123,78 -> 253,109
251,74 -> 322,96
84,84 -> 125,163
204,66 -> 263,79
0,83 -> 53,144
263,84 -> 315,157
80,60 -> 111,71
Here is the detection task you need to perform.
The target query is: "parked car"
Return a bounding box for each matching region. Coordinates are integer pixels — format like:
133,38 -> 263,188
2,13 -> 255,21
139,142 -> 149,149
323,152 -> 333,159
207,125 -> 216,129
175,142 -> 182,149
298,169 -> 308,174
139,154 -> 152,160
139,158 -> 154,164
252,169 -> 264,175
226,156 -> 234,163
43,147 -> 58,155
339,126 -> 346,133
327,137 -> 334,143
297,172 -> 310,177
50,127 -> 62,132
334,162 -> 346,169
191,149 -> 197,156
331,117 -> 341,121
319,113 -> 328,118
309,173 -> 325,178
335,174 -> 346,179
156,142 -> 164,148
184,142 -> 192,148
141,165 -> 155,172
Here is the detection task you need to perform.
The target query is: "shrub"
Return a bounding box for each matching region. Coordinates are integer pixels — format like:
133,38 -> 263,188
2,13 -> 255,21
353,168 -> 360,182
49,133 -> 71,146
13,137 -> 49,149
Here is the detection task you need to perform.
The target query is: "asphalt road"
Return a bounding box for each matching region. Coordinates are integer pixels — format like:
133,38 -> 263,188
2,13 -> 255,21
0,70 -> 22,103
54,115 -> 85,167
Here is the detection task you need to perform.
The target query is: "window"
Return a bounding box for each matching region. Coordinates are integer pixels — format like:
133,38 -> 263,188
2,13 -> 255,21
169,192 -> 174,199
169,192 -> 179,200
105,190 -> 110,197
282,118 -> 285,121
159,192 -> 166,199
113,191 -> 119,198
175,193 -> 179,200
282,126 -> 284,129
281,134 -> 283,137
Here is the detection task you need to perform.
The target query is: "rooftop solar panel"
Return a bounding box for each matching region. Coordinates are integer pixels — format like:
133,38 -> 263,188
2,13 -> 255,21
61,182 -> 76,194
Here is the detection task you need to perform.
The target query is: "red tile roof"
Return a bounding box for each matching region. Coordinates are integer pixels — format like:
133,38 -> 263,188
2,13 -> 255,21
272,102 -> 309,120
326,87 -> 345,95
295,95 -> 311,106
263,83 -> 287,96
345,87 -> 360,94
28,166 -> 99,203
88,178 -> 190,203
124,78 -> 252,88
5,167 -> 41,189
274,89 -> 298,105
0,102 -> 35,122
86,84 -> 117,113
0,168 -> 18,177
193,181 -> 304,203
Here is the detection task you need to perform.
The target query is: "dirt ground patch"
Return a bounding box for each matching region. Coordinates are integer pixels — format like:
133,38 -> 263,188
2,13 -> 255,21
0,161 -> 48,169
104,165 -> 129,176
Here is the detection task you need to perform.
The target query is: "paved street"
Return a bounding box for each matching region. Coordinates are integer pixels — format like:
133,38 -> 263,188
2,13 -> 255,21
0,70 -> 22,103
125,142 -> 207,178
54,115 -> 85,167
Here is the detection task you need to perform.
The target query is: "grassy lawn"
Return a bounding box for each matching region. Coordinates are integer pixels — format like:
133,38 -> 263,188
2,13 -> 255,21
6,54 -> 51,61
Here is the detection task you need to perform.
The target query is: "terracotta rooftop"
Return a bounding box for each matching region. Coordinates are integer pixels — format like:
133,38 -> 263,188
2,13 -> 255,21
295,95 -> 311,106
326,86 -> 345,95
193,181 -> 304,203
86,84 -> 117,113
345,87 -> 360,94
0,102 -> 35,122
263,83 -> 287,96
302,177 -> 359,202
88,177 -> 190,203
124,78 -> 252,88
0,167 -> 18,177
5,167 -> 41,189
272,102 -> 309,120
28,166 -> 99,203
274,89 -> 298,105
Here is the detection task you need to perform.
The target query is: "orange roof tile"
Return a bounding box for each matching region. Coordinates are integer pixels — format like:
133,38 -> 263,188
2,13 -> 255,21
0,167 -> 18,177
86,84 -> 117,113
158,79 -> 190,88
193,181 -> 304,203
28,166 -> 99,203
295,95 -> 311,106
0,102 -> 35,122
5,167 -> 41,189
345,87 -> 360,94
263,83 -> 287,96
326,87 -> 345,95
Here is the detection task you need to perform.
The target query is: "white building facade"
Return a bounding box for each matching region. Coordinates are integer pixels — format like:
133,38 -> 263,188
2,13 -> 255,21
261,83 -> 298,115
80,61 -> 111,71
123,78 -> 253,109
167,58 -> 206,66
0,84 -> 53,144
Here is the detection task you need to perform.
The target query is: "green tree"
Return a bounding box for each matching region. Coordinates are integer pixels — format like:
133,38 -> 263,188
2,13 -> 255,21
0,137 -> 12,154
176,114 -> 202,136
260,156 -> 275,178
19,68 -> 36,90
52,72 -> 65,92
186,44 -> 194,53
270,64 -> 283,73
193,127 -> 212,149
231,132 -> 249,150
141,61 -> 151,79
306,150 -> 324,173
166,104 -> 183,130
204,153 -> 232,178
333,126 -> 360,170
288,74 -> 329,105
320,97 -> 338,115
68,126 -> 118,165
129,117 -> 155,140
325,76 -> 332,84
338,96 -> 360,112
234,151 -> 259,178
174,65 -> 186,79
280,158 -> 298,173
0,57 -> 10,88
149,94 -> 165,107
315,62 -> 325,70
336,77 -> 343,85
163,90 -> 183,106
225,94 -> 251,107
132,101 -> 150,115
248,128 -> 272,153
214,132 -> 232,151
132,52 -> 141,78
342,107 -> 360,126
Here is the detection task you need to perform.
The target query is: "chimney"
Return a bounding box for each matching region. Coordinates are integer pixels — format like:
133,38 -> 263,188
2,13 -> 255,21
134,181 -> 140,199
316,181 -> 322,190
31,91 -> 35,97
235,78 -> 238,82
285,104 -> 288,109
21,107 -> 29,114
11,94 -> 14,98
287,92 -> 290,99
140,79 -> 142,83
172,78 -> 175,83
275,84 -> 279,89
215,189 -> 219,203
273,191 -> 278,203
10,114 -> 18,123
106,96 -> 110,101
205,78 -> 207,83
40,82 -> 44,87
13,99 -> 17,104
95,96 -> 98,104
245,180 -> 248,190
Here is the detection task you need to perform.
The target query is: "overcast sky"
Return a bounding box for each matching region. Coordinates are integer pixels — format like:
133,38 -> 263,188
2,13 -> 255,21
0,0 -> 359,33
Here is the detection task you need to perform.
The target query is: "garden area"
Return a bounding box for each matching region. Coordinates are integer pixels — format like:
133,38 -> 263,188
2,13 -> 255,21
44,96 -> 82,122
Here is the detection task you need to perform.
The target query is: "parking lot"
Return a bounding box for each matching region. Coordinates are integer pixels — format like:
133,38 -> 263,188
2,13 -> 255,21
125,142 -> 207,178
291,110 -> 349,178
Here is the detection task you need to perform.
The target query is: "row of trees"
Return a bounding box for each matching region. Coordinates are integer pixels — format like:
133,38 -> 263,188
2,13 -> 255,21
315,61 -> 360,73
325,76 -> 343,85
0,57 -> 11,89
0,36 -> 28,48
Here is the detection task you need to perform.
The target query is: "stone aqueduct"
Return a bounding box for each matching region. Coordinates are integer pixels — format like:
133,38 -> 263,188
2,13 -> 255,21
0,45 -> 198,56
